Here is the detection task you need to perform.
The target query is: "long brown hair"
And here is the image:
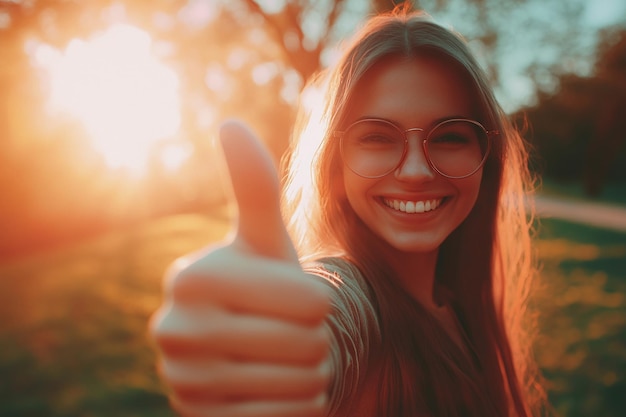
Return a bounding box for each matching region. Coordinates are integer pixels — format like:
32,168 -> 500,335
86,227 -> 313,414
282,5 -> 547,417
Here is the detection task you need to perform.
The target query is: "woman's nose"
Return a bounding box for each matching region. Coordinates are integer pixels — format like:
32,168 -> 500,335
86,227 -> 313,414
394,135 -> 436,181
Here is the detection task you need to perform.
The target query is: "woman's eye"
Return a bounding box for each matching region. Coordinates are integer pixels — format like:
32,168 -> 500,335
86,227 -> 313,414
431,133 -> 471,144
358,134 -> 396,145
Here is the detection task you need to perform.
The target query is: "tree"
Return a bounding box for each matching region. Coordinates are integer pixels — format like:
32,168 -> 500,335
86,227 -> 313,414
584,29 -> 626,195
515,28 -> 626,194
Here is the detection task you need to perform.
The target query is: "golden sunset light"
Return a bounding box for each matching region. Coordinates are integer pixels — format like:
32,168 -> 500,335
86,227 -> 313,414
1,2 -> 625,417
33,24 -> 183,175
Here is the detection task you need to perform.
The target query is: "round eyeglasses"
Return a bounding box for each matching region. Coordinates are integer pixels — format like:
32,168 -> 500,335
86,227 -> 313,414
335,118 -> 496,179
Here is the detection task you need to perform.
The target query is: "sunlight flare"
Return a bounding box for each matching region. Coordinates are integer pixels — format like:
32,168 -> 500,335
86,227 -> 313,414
34,24 -> 182,174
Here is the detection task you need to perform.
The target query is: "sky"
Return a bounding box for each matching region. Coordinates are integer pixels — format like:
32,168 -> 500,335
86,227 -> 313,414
583,0 -> 626,28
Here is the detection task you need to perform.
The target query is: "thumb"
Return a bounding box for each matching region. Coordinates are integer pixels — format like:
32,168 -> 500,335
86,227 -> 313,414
219,119 -> 299,264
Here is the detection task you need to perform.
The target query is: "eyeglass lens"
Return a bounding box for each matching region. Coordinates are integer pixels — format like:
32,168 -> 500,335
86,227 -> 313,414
341,119 -> 489,178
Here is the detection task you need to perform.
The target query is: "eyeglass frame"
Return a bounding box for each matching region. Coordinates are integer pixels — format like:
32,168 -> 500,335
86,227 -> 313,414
334,117 -> 498,179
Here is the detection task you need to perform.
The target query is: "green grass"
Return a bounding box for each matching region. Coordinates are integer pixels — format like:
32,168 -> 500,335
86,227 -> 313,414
0,212 -> 624,417
0,212 -> 232,417
532,218 -> 626,417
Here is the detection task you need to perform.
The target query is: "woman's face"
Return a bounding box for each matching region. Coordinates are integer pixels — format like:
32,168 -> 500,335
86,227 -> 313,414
340,56 -> 483,255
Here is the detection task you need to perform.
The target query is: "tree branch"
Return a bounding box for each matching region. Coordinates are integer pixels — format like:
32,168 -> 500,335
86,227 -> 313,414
319,0 -> 346,45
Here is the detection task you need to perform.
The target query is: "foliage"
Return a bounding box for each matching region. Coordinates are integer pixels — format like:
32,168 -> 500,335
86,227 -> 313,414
0,212 -> 624,417
516,28 -> 626,195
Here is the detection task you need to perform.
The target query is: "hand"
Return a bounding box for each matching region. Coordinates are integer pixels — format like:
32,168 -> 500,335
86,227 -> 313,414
150,120 -> 332,417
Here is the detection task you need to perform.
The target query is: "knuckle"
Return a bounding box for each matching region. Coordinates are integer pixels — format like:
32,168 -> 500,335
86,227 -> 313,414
308,393 -> 329,417
149,308 -> 169,345
163,256 -> 195,290
164,247 -> 227,291
149,305 -> 222,356
317,358 -> 333,387
165,263 -> 223,305
149,303 -> 192,349
304,362 -> 332,397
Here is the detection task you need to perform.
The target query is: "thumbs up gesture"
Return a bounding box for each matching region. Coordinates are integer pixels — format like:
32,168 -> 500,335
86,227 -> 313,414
150,120 -> 332,417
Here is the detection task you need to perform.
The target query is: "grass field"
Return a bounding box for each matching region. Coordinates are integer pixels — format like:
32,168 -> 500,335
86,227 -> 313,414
531,218 -> 626,417
0,211 -> 624,417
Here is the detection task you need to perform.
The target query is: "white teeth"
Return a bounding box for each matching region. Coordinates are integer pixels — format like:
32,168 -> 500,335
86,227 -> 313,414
383,198 -> 443,214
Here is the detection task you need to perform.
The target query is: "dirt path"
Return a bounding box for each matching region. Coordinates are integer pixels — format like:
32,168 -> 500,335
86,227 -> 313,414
534,195 -> 626,233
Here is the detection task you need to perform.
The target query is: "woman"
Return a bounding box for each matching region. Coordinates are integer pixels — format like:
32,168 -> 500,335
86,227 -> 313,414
151,5 -> 547,417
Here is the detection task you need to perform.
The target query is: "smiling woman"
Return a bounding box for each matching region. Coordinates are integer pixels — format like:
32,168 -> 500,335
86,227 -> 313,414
32,24 -> 182,175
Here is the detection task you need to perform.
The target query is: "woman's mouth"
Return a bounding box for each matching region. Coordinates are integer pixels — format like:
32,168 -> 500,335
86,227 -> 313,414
382,197 -> 445,214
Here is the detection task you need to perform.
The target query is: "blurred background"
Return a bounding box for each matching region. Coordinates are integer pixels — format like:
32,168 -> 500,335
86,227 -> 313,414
0,0 -> 624,416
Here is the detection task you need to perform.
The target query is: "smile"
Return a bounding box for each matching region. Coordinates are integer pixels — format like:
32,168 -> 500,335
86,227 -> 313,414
382,197 -> 443,214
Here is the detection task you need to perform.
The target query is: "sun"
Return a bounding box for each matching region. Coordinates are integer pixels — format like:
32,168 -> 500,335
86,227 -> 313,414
33,24 -> 183,175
